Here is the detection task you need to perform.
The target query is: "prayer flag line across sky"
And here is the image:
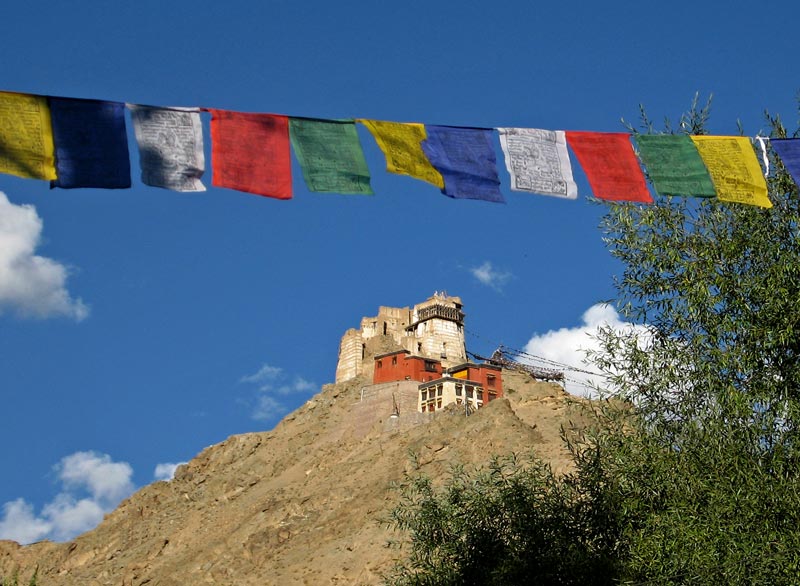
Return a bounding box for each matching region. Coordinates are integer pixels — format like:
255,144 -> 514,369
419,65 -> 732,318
1,89 -> 799,209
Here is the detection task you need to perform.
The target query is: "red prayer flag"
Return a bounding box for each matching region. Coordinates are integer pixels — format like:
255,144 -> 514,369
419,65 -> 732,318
565,131 -> 652,203
207,109 -> 292,199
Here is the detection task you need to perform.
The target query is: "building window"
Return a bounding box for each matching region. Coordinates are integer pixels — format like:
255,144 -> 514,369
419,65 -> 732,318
487,391 -> 497,402
424,360 -> 438,372
455,384 -> 463,396
392,356 -> 397,366
487,374 -> 496,388
377,360 -> 382,369
420,384 -> 442,412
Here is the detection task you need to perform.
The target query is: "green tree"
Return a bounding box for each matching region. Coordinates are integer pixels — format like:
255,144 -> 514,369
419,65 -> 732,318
385,455 -> 622,586
386,98 -> 800,585
588,97 -> 800,584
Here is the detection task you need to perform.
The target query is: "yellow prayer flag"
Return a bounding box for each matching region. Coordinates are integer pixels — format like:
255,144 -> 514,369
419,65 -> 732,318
0,91 -> 57,181
358,119 -> 444,189
690,136 -> 771,208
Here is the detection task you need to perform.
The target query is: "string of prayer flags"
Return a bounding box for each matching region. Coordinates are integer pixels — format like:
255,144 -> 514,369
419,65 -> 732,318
289,118 -> 373,195
634,134 -> 716,198
207,109 -> 292,199
358,119 -> 444,188
129,105 -> 206,192
497,128 -> 577,199
769,139 -> 800,187
421,125 -> 504,203
0,91 -> 57,181
690,136 -> 771,208
3,87 -> 800,209
48,97 -> 131,189
564,132 -> 651,203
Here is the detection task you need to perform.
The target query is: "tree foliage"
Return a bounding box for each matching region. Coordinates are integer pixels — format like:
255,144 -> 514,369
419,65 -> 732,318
386,98 -> 800,585
385,455 -> 622,585
588,97 -> 800,584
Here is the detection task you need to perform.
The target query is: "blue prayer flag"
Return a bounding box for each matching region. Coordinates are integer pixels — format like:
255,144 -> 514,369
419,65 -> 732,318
48,97 -> 130,189
770,139 -> 800,187
421,125 -> 504,203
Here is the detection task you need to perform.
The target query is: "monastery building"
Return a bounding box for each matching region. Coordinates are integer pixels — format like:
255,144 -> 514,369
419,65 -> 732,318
335,292 -> 503,414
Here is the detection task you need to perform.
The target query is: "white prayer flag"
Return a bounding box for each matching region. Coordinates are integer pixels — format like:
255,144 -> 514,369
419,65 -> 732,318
128,104 -> 206,192
497,128 -> 577,199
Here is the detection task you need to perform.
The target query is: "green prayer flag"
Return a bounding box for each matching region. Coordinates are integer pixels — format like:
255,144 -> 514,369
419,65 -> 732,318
635,134 -> 716,198
289,118 -> 373,194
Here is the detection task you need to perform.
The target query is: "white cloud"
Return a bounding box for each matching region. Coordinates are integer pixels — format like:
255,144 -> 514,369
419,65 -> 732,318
469,261 -> 512,292
56,452 -> 134,503
523,303 -> 647,398
240,363 -> 317,420
153,462 -> 187,482
0,191 -> 88,320
0,451 -> 135,545
0,499 -> 51,544
41,496 -> 105,542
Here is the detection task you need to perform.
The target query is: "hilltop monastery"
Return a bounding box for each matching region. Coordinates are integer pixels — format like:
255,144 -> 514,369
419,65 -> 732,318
335,292 -> 503,414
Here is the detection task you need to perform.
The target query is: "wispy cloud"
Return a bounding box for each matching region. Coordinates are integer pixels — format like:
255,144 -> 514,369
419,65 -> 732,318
0,191 -> 88,320
0,451 -> 135,544
240,363 -> 317,421
469,261 -> 513,292
240,364 -> 283,385
523,303 -> 648,398
252,394 -> 289,421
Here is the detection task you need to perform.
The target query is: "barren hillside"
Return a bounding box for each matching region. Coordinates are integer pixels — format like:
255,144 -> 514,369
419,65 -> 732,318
0,371 -> 594,585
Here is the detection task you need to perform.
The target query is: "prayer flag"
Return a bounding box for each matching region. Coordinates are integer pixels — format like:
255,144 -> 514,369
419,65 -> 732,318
0,91 -> 57,180
497,128 -> 577,199
769,138 -> 800,187
634,134 -> 716,198
289,118 -> 373,195
207,109 -> 292,199
690,136 -> 771,208
564,131 -> 651,203
129,104 -> 206,192
421,125 -> 504,203
48,97 -> 131,189
358,119 -> 443,188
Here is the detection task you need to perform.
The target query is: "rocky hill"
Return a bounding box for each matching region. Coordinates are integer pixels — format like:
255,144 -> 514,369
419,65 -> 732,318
0,371 -> 594,585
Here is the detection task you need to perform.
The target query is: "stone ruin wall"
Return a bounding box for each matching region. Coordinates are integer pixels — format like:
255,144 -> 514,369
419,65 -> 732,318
335,306 -> 412,383
349,380 -> 432,439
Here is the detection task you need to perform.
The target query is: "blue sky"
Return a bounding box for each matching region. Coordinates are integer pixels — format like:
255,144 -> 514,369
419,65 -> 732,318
0,0 -> 798,543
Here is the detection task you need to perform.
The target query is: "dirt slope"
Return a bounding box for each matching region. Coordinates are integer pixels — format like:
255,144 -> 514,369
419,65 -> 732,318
0,371 -> 592,585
